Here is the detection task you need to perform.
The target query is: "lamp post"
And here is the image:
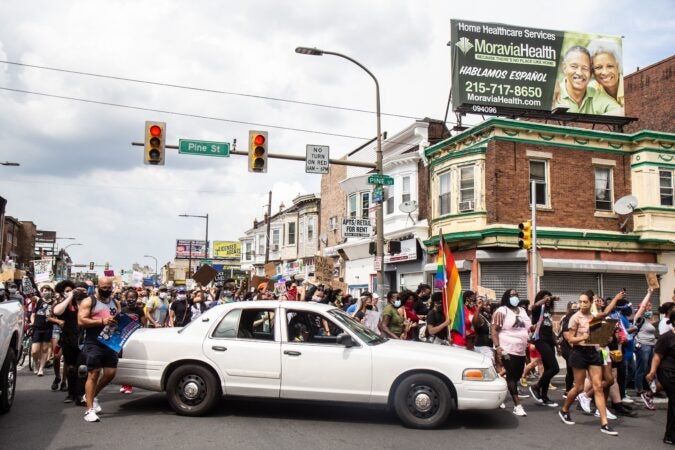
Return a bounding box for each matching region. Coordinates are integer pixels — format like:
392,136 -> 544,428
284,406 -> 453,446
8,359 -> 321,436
143,255 -> 158,279
295,46 -> 385,311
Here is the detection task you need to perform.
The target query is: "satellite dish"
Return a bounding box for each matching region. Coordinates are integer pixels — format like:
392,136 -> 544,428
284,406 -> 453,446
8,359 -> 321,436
399,200 -> 418,213
614,195 -> 638,215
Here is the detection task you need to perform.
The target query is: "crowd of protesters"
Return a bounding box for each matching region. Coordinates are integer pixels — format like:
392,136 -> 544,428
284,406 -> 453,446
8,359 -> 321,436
5,275 -> 674,442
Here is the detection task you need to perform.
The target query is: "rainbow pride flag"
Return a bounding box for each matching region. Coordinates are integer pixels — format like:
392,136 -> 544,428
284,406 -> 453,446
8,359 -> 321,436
434,232 -> 464,336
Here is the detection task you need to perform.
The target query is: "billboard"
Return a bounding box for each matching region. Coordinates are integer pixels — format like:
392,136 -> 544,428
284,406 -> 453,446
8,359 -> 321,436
213,241 -> 241,259
175,239 -> 207,259
451,20 -> 624,117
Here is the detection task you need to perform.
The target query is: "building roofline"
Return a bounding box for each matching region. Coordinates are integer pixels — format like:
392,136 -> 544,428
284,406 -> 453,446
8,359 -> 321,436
625,54 -> 675,79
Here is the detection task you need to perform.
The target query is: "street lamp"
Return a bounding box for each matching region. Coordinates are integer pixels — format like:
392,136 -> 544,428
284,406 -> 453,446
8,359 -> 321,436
62,243 -> 82,251
143,255 -> 158,278
295,46 -> 385,311
0,161 -> 20,166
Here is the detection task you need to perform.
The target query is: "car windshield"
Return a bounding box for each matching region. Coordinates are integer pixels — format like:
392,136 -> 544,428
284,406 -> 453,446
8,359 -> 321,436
327,308 -> 387,346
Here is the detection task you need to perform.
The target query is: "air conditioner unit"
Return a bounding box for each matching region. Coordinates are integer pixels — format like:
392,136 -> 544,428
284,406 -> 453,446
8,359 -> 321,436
271,245 -> 279,252
459,200 -> 474,212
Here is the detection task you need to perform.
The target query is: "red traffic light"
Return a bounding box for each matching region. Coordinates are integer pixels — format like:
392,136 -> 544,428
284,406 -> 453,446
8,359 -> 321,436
149,125 -> 162,137
253,134 -> 265,146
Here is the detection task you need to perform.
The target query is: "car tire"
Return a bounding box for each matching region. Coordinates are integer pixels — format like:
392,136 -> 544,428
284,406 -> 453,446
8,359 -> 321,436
0,348 -> 17,414
166,364 -> 220,417
393,373 -> 453,429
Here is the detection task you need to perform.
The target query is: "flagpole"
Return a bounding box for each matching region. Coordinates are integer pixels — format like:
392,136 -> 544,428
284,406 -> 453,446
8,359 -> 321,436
439,229 -> 449,336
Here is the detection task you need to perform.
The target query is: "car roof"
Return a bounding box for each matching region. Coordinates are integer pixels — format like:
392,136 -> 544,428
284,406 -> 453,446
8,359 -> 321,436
222,300 -> 336,311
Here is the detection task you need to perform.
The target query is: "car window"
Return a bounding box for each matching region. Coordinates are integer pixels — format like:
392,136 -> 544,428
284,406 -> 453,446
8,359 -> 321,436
212,309 -> 241,338
286,310 -> 345,345
238,309 -> 276,341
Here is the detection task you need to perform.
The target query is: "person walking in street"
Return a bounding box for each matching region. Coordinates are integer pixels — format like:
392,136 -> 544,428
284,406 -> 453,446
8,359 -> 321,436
31,287 -> 55,376
634,289 -> 658,410
529,290 -> 560,407
53,281 -> 87,404
77,277 -> 121,422
170,288 -> 191,327
646,309 -> 675,445
379,291 -> 405,339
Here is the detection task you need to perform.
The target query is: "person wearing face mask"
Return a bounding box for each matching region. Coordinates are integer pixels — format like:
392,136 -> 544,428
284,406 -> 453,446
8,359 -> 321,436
380,291 -> 405,340
400,291 -> 420,341
31,287 -> 56,376
189,290 -> 208,322
144,289 -> 168,328
633,288 -> 658,409
415,283 -> 432,317
53,281 -> 87,403
492,289 -> 532,417
170,288 -> 191,327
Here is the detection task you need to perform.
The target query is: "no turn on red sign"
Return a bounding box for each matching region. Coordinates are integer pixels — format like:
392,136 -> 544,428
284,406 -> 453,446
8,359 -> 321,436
306,145 -> 329,174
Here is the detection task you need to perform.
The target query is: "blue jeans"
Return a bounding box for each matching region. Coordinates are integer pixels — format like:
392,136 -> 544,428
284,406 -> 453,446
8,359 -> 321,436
634,343 -> 654,392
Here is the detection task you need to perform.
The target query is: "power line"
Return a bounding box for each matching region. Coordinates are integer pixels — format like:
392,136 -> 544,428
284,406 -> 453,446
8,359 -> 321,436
0,60 -> 423,121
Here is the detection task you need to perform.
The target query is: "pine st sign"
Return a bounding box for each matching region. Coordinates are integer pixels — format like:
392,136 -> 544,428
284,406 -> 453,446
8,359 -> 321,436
342,217 -> 372,238
179,139 -> 230,157
306,145 -> 330,174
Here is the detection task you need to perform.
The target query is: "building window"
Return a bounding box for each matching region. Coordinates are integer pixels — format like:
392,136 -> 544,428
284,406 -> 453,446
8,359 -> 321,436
386,185 -> 395,215
299,219 -> 304,244
272,229 -> 280,250
402,176 -> 411,203
258,235 -> 265,256
328,216 -> 338,231
361,192 -> 370,219
287,222 -> 296,245
459,166 -> 475,211
594,167 -> 613,211
307,217 -> 314,241
244,241 -> 252,260
438,171 -> 451,216
348,194 -> 358,218
661,169 -> 674,206
529,160 -> 548,206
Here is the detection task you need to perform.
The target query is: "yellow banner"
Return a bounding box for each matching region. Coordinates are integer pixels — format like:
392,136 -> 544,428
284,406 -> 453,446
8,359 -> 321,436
213,241 -> 241,258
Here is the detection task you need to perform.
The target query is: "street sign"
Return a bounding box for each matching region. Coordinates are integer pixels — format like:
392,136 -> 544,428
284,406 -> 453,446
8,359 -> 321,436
342,217 -> 372,238
199,260 -> 213,266
179,139 -> 230,157
367,174 -> 394,185
305,145 -> 330,174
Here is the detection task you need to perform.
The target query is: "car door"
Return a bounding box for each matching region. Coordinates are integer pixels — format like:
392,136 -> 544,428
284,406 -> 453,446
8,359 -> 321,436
280,309 -> 372,402
203,306 -> 281,398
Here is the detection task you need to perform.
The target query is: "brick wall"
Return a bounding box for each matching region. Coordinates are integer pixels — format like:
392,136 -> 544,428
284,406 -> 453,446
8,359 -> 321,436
319,162 -> 347,250
487,140 -> 631,230
624,55 -> 675,133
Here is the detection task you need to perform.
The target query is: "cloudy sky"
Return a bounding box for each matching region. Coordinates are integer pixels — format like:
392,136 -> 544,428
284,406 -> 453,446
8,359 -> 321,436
0,0 -> 672,274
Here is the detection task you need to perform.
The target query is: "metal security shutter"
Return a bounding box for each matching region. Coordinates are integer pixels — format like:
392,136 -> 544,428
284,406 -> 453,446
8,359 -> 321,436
479,262 -> 528,302
540,272 -> 600,313
602,274 -> 659,312
459,271 -> 472,291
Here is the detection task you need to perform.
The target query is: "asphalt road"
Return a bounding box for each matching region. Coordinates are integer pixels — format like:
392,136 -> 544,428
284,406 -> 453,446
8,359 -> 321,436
0,364 -> 669,450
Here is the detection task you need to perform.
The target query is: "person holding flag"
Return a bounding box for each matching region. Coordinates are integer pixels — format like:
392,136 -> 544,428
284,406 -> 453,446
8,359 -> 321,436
434,233 -> 465,345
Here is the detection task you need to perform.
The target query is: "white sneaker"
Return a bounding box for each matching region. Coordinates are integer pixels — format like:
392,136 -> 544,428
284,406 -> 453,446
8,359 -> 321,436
84,408 -> 100,422
594,408 -> 618,420
499,402 -> 506,409
578,393 -> 592,414
512,404 -> 527,417
93,397 -> 102,414
621,396 -> 634,404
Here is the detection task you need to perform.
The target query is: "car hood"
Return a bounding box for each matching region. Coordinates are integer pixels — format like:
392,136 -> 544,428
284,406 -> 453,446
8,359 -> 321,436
376,339 -> 488,366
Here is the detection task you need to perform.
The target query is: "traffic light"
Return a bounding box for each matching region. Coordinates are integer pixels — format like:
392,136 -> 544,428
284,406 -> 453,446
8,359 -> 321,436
248,130 -> 268,173
518,220 -> 532,249
89,261 -> 94,270
387,240 -> 401,254
144,121 -> 166,165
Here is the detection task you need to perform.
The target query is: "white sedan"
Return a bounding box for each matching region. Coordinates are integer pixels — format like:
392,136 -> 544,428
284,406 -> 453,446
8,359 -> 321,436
114,301 -> 507,429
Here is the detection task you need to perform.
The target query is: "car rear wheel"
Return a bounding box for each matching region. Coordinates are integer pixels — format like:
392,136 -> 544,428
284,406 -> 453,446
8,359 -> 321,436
0,348 -> 17,414
393,373 -> 453,429
166,364 -> 220,416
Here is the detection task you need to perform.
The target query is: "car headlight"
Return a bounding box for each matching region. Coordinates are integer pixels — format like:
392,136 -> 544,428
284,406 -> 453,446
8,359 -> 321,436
462,367 -> 497,381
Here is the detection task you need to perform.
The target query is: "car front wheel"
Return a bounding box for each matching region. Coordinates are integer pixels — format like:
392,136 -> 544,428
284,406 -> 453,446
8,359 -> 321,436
166,364 -> 221,416
393,373 -> 453,429
0,348 -> 17,414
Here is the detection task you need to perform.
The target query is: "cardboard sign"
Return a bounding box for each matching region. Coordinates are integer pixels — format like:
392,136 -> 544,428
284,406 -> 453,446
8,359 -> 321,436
587,318 -> 618,345
214,272 -> 226,287
330,280 -> 348,293
104,270 -> 115,277
476,286 -> 496,301
264,262 -> 276,278
251,275 -> 273,292
0,270 -> 15,282
33,259 -> 53,283
314,256 -> 335,284
646,272 -> 660,290
192,264 -> 218,286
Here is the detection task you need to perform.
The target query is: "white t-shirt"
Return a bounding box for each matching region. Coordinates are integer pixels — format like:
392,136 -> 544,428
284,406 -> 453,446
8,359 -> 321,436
659,318 -> 672,335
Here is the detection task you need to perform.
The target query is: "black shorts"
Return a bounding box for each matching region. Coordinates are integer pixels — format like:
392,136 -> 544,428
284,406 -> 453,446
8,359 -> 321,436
61,344 -> 81,366
83,343 -> 119,371
569,346 -> 603,369
32,329 -> 53,343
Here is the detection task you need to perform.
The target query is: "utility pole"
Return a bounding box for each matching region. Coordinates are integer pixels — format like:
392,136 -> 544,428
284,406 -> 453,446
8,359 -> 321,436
265,190 -> 272,264
531,180 -> 538,300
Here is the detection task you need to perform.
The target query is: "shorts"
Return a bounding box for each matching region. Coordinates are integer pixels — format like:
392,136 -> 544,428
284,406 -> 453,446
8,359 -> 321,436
569,346 -> 603,369
83,343 -> 119,371
528,343 -> 541,359
32,329 -> 53,343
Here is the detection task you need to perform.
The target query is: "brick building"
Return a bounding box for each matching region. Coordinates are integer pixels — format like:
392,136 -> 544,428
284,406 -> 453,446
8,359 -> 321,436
1,216 -> 22,264
425,118 -> 675,309
625,55 -> 675,134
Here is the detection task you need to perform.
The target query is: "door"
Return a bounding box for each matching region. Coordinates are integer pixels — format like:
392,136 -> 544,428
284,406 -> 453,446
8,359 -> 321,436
280,309 -> 372,402
203,307 -> 281,398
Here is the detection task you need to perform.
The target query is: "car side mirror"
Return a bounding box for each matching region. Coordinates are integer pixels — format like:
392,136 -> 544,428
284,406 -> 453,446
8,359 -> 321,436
336,332 -> 355,348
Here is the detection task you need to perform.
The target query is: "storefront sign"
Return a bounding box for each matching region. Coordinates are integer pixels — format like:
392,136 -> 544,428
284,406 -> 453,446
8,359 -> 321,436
384,238 -> 419,263
342,217 -> 372,238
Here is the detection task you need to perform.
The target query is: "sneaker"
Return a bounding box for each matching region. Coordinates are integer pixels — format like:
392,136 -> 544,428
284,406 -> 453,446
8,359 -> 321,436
122,385 -> 133,394
542,399 -> 559,407
641,392 -> 655,410
622,396 -> 634,404
60,382 -> 68,392
612,404 -> 638,417
37,369 -> 44,377
51,377 -> 60,391
548,383 -> 557,391
93,397 -> 102,414
562,392 -> 568,400
63,396 -> 73,404
530,385 -> 543,403
518,389 -> 530,399
600,424 -> 618,436
578,393 -> 592,414
499,403 -> 506,409
513,404 -> 527,417
595,408 -> 617,420
84,408 -> 100,423
558,409 -> 575,425
520,377 -> 528,387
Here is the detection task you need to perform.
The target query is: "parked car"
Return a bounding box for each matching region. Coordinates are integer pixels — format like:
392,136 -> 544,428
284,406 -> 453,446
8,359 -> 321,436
114,301 -> 506,428
0,290 -> 24,414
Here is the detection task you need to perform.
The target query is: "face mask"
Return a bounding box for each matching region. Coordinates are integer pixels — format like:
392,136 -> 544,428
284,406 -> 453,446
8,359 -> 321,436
393,300 -> 402,308
222,290 -> 233,298
159,292 -> 167,299
644,311 -> 653,319
509,296 -> 520,307
42,292 -> 53,300
312,296 -> 321,302
98,288 -> 112,299
177,294 -> 187,301
366,305 -> 373,310
8,288 -> 17,295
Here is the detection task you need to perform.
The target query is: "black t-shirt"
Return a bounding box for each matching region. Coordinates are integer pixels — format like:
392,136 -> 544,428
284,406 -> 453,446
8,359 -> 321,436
355,310 -> 365,321
414,297 -> 429,316
532,305 -> 554,342
123,304 -> 144,322
474,311 -> 492,347
170,300 -> 191,326
426,307 -> 448,340
655,329 -> 675,372
57,303 -> 79,346
33,299 -> 52,330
